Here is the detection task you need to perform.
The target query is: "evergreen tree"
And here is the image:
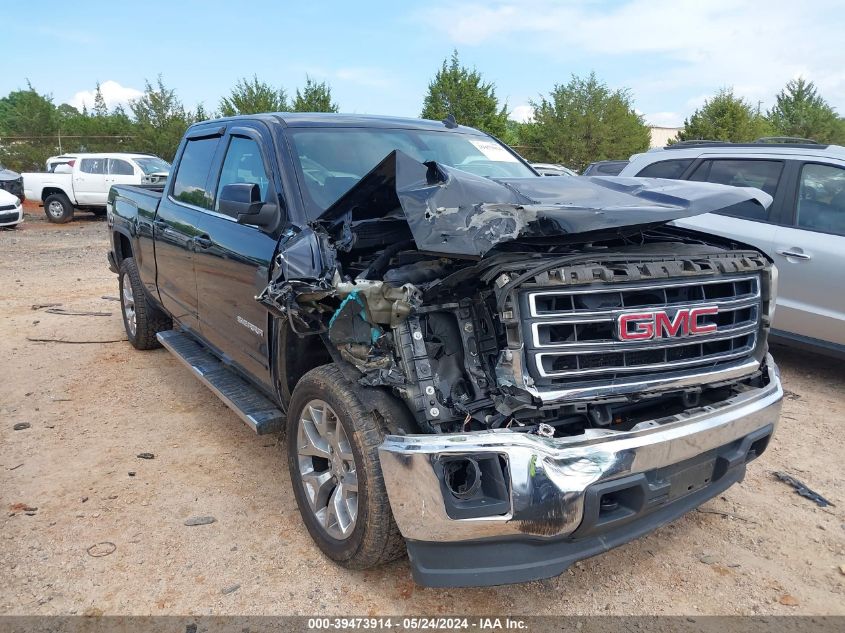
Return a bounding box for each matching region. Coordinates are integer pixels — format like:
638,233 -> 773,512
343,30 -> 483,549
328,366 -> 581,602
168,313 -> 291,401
219,76 -> 288,116
767,78 -> 844,143
677,88 -> 773,143
519,73 -> 650,171
129,76 -> 193,160
93,83 -> 109,118
291,76 -> 339,113
420,51 -> 509,138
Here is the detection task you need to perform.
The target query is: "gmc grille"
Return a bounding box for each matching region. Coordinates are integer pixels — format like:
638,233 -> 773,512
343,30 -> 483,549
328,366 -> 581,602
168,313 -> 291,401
521,274 -> 761,383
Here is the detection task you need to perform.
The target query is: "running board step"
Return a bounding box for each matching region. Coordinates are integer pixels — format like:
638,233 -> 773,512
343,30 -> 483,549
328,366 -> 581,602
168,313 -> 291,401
157,330 -> 283,435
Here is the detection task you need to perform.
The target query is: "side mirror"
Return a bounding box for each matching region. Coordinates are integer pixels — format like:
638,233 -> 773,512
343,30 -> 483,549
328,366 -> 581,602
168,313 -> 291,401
218,182 -> 277,228
219,183 -> 263,216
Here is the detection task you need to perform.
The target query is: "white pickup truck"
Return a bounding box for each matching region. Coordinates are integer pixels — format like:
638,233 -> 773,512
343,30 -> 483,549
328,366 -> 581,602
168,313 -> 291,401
23,153 -> 170,223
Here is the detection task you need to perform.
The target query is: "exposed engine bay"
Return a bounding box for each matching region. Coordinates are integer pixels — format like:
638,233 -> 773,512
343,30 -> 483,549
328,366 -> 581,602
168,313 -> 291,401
259,150 -> 775,438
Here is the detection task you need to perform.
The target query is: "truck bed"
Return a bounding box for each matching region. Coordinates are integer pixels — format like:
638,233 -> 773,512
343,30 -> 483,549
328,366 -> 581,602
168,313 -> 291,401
110,184 -> 164,215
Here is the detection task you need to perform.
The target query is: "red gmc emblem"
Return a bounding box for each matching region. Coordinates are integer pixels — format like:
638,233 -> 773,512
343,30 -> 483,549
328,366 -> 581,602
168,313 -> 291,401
617,307 -> 719,341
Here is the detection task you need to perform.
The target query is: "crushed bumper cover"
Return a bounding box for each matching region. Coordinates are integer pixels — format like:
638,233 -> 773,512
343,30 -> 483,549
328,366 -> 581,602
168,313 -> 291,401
378,357 -> 782,587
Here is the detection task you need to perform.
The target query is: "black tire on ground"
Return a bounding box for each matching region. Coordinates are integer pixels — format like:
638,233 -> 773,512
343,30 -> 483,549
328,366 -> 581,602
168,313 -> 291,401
92,209 -> 107,217
287,364 -> 406,569
43,193 -> 74,223
119,257 -> 172,350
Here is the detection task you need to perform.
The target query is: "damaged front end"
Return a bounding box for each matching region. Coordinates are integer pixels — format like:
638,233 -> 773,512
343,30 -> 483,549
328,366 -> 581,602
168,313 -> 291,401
258,149 -> 785,586
259,149 -> 775,436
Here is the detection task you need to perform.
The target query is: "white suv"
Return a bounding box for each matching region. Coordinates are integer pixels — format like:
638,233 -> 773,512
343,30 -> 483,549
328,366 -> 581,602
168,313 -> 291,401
620,139 -> 845,357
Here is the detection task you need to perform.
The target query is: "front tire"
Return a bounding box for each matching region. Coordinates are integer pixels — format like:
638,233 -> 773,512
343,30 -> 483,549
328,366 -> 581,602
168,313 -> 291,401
119,257 -> 172,350
43,193 -> 74,223
287,365 -> 405,569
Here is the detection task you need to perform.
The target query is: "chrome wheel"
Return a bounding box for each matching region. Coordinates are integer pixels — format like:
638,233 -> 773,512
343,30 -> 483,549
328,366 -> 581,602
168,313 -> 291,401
121,274 -> 137,338
296,399 -> 358,540
47,200 -> 65,219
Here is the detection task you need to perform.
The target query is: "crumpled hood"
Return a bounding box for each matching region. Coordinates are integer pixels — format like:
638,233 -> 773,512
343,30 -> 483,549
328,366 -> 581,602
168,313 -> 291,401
316,150 -> 772,257
0,168 -> 22,182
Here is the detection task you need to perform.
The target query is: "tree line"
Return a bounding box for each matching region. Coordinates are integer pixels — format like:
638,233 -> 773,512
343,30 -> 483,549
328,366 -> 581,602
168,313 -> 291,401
1,51 -> 843,173
0,75 -> 338,171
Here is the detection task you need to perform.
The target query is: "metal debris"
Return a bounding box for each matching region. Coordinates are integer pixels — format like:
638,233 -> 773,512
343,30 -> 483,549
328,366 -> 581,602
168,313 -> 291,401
45,308 -> 112,317
773,471 -> 834,508
87,542 -> 117,557
26,337 -> 127,344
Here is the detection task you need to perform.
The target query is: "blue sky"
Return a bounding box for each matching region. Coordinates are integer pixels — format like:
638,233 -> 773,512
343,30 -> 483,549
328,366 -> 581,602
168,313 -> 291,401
4,0 -> 844,127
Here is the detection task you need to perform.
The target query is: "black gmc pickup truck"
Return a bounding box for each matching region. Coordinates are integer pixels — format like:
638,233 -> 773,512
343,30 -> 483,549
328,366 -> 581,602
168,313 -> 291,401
107,113 -> 783,587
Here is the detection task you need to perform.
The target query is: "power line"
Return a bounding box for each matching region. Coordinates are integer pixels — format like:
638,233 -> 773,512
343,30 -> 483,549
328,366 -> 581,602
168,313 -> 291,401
0,135 -> 136,140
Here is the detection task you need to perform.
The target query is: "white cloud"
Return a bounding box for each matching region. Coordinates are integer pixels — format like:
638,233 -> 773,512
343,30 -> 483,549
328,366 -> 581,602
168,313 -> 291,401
645,112 -> 683,127
296,65 -> 393,89
419,0 -> 845,115
509,104 -> 533,123
69,80 -> 143,111
335,67 -> 392,88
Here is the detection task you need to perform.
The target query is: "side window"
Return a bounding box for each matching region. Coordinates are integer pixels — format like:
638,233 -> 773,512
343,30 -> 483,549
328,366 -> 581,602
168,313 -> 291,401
172,137 -> 220,209
796,163 -> 845,236
688,159 -> 783,221
688,159 -> 782,196
214,136 -> 270,216
636,159 -> 693,179
108,159 -> 135,175
79,158 -> 106,174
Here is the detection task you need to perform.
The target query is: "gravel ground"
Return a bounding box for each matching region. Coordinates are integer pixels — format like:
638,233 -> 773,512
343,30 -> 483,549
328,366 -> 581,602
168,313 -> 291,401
1,208 -> 843,616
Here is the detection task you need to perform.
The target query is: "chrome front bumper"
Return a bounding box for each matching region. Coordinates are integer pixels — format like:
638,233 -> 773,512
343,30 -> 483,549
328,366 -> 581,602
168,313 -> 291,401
379,356 -> 782,544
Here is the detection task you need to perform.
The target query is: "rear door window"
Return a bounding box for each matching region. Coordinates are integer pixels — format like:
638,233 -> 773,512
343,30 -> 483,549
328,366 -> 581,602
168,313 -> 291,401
636,159 -> 693,179
171,137 -> 220,209
688,159 -> 782,196
796,163 -> 845,236
688,159 -> 784,221
79,158 -> 106,174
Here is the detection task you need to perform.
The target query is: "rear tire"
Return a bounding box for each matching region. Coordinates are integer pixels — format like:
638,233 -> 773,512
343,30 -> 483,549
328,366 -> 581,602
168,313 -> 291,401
287,364 -> 405,569
44,193 -> 74,223
119,257 -> 172,350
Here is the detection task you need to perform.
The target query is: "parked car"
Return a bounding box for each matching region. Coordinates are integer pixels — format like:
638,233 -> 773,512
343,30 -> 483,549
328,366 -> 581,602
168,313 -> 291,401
531,162 -> 578,176
24,153 -> 171,223
107,113 -> 781,588
582,159 -> 629,176
620,138 -> 845,358
0,188 -> 24,228
0,164 -> 24,201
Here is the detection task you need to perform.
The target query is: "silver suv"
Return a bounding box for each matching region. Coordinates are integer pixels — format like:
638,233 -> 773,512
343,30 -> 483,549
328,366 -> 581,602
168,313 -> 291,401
620,139 -> 845,357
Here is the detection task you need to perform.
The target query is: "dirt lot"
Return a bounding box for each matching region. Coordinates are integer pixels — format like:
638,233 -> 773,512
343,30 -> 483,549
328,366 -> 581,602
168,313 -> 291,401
1,207 -> 844,616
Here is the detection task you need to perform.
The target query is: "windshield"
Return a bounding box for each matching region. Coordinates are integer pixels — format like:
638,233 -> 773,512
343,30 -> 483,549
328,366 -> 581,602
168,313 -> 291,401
134,157 -> 171,175
287,127 -> 535,216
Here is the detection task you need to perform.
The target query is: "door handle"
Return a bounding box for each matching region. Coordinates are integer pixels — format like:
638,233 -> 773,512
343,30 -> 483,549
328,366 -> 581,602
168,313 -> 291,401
776,248 -> 812,261
153,219 -> 169,231
193,235 -> 213,249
